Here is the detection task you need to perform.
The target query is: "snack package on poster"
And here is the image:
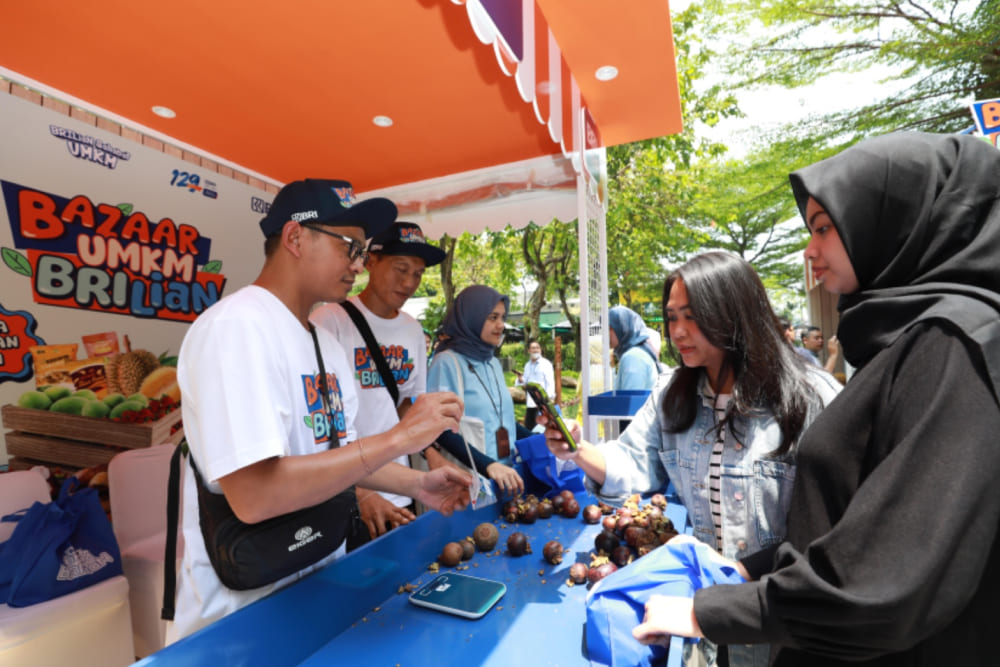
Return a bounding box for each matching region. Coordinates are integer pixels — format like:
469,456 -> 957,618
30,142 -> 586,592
81,332 -> 120,358
30,344 -> 79,390
69,357 -> 111,399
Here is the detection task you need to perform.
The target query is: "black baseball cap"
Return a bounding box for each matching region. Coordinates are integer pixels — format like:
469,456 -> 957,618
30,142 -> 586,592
368,222 -> 446,267
259,179 -> 397,238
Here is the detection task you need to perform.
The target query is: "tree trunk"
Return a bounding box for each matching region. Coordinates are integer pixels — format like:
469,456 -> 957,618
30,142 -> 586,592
439,234 -> 458,311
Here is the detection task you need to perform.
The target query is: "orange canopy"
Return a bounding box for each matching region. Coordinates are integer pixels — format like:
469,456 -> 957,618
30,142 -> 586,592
0,0 -> 681,194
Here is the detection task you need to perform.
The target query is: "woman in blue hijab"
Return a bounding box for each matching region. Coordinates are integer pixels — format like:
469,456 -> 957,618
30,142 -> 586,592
427,285 -> 523,495
608,305 -> 661,390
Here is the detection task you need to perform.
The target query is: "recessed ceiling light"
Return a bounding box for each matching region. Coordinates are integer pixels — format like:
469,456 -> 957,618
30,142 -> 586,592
151,105 -> 176,119
595,66 -> 619,82
373,115 -> 393,127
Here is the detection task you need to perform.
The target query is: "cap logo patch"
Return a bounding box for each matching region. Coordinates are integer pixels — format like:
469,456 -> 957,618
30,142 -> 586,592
291,210 -> 319,222
332,186 -> 356,209
399,227 -> 426,244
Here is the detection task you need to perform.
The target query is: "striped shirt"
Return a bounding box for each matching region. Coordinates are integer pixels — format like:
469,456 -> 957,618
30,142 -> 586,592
709,393 -> 731,551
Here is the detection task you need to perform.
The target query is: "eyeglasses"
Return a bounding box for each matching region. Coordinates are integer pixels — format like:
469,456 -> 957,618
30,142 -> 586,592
302,225 -> 367,263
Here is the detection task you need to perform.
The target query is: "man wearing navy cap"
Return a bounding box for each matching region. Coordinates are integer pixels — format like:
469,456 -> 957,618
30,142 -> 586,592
311,221 -> 451,546
170,181 -> 470,640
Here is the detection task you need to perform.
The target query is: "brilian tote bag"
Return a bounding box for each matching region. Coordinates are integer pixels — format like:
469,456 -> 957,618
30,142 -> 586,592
0,477 -> 122,607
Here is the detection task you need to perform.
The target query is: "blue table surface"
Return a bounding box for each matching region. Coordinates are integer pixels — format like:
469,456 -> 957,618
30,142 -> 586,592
138,491 -> 688,667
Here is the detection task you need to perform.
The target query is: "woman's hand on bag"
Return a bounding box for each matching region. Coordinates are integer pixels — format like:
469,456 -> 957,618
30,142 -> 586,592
397,392 -> 464,453
416,466 -> 472,516
536,412 -> 582,460
664,534 -> 752,581
357,487 -> 415,537
633,595 -> 703,644
485,462 -> 524,496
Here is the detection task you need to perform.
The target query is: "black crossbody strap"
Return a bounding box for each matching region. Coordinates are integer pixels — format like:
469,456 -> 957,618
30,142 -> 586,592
340,300 -> 400,405
162,325 -> 352,620
161,439 -> 185,621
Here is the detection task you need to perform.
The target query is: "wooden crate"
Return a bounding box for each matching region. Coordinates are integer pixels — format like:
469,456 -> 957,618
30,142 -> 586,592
2,403 -> 183,470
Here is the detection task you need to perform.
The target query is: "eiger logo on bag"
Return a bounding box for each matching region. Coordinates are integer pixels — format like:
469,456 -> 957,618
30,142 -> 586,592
56,545 -> 115,581
288,525 -> 323,552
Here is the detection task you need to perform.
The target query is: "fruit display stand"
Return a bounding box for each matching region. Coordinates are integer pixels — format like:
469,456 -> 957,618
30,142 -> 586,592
1,404 -> 183,471
137,490 -> 689,667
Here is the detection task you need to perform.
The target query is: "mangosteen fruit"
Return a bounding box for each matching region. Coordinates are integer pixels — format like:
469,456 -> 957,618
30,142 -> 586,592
581,504 -> 602,524
569,562 -> 588,584
561,497 -> 580,518
537,500 -> 554,519
594,529 -> 619,554
588,561 -> 618,584
624,525 -> 649,549
439,541 -> 464,567
542,540 -> 564,565
507,531 -> 531,556
473,522 -> 500,551
461,539 -> 476,560
610,545 -> 632,567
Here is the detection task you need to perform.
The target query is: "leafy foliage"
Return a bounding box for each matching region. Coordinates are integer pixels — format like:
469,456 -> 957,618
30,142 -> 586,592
697,0 -> 998,143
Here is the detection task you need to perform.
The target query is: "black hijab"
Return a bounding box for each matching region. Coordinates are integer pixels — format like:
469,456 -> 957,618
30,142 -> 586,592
789,132 -> 1000,402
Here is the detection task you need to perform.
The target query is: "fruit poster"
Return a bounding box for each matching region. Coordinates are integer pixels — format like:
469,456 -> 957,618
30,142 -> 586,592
0,91 -> 274,465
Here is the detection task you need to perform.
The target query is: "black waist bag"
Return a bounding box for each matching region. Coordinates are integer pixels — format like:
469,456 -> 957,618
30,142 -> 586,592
162,442 -> 360,619
189,454 -> 357,591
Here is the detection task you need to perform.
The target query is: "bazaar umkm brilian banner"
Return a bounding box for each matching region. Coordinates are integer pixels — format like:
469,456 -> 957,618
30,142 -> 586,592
0,90 -> 273,462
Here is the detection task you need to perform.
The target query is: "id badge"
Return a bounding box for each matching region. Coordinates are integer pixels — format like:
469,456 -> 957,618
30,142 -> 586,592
496,426 -> 510,459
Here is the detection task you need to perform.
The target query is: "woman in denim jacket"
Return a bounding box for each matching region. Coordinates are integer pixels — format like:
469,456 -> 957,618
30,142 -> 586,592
544,251 -> 841,667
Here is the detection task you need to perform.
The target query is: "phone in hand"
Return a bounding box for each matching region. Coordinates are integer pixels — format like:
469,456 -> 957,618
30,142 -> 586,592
524,382 -> 577,451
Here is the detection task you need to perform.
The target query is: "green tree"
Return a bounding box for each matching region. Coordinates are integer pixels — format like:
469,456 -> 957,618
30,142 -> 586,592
605,3 -> 742,306
698,0 -> 998,143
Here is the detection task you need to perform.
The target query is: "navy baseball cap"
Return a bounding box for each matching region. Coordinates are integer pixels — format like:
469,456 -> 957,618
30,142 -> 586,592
368,222 -> 446,267
259,179 -> 397,238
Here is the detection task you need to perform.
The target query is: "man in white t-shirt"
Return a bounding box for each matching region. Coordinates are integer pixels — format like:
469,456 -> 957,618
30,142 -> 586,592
169,180 -> 469,641
311,221 -> 451,545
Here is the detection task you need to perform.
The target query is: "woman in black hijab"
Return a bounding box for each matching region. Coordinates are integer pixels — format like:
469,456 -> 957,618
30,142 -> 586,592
633,132 -> 1000,665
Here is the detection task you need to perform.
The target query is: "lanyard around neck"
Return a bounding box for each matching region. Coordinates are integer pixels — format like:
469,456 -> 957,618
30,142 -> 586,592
467,359 -> 503,422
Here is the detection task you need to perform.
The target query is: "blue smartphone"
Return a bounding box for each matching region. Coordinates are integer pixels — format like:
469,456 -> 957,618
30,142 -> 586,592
408,573 -> 506,619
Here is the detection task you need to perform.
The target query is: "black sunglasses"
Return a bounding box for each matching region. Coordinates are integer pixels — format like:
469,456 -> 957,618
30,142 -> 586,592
302,225 -> 367,262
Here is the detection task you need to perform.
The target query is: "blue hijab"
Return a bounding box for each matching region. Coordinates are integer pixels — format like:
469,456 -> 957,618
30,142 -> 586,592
436,285 -> 511,362
609,306 -> 650,360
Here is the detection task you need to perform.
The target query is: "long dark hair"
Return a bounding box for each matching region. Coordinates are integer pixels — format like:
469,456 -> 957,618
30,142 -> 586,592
661,251 -> 817,456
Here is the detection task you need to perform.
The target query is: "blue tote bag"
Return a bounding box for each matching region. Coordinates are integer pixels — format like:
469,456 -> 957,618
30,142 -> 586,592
514,433 -> 586,498
0,477 -> 122,607
585,539 -> 746,667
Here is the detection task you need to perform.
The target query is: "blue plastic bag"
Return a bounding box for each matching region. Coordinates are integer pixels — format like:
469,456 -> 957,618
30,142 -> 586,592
514,434 -> 585,498
585,540 -> 746,667
0,476 -> 122,606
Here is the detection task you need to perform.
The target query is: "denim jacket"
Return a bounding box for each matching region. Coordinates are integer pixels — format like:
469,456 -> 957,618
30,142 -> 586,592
591,366 -> 842,667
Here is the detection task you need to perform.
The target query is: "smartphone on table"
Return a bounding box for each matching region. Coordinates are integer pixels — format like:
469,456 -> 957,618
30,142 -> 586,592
408,573 -> 506,619
524,382 -> 577,451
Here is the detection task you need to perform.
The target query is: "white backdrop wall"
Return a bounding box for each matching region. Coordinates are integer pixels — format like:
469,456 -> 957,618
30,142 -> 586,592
0,92 -> 273,464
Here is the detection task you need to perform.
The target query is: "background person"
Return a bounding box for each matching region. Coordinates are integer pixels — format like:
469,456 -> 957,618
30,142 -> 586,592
798,325 -> 841,375
427,285 -> 524,496
513,339 -> 555,431
311,221 -> 452,547
543,251 -> 841,666
608,305 -> 661,391
632,132 -> 1000,665
168,180 -> 470,641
